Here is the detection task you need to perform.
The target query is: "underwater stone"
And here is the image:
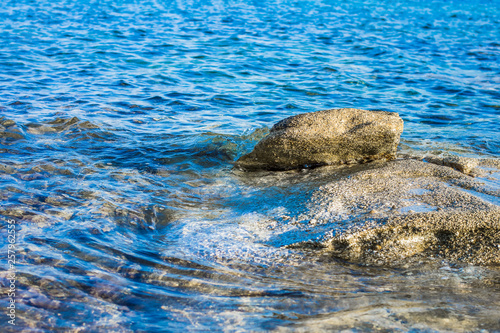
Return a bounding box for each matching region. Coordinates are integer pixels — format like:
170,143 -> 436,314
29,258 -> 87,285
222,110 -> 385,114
236,108 -> 404,171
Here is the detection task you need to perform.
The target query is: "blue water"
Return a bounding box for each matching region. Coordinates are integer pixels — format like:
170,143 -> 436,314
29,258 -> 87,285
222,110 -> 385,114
1,0 -> 500,331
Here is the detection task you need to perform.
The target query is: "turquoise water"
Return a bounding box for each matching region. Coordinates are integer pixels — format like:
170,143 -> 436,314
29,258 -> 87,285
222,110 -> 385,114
1,0 -> 500,331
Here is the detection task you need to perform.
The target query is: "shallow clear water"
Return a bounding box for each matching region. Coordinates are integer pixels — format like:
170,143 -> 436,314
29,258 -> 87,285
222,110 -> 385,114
1,0 -> 500,331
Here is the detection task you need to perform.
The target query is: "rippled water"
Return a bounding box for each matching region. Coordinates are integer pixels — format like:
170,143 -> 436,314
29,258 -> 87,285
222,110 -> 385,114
1,0 -> 500,331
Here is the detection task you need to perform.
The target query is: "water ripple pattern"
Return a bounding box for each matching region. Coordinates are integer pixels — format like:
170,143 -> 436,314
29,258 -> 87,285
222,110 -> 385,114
0,0 -> 499,331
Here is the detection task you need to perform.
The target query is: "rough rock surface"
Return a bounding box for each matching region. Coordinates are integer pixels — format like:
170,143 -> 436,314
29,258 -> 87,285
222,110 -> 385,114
295,158 -> 500,266
236,108 -> 404,171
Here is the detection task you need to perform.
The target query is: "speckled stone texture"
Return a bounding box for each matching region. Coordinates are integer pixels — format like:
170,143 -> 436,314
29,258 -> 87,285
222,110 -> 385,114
307,159 -> 500,266
236,108 -> 404,171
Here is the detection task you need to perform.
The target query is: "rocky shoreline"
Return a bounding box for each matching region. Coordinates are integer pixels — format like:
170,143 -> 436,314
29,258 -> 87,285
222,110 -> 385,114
238,109 -> 500,266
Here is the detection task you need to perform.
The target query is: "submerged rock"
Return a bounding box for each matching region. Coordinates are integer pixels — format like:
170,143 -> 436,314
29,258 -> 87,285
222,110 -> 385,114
0,117 -> 25,143
236,108 -> 404,171
297,159 -> 500,266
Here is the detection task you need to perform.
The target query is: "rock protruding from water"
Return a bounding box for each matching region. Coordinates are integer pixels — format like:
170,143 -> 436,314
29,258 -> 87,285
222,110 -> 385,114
236,108 -> 404,171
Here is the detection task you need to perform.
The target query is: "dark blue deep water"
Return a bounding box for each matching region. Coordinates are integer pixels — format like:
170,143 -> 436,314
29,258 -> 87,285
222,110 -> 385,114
1,0 -> 500,331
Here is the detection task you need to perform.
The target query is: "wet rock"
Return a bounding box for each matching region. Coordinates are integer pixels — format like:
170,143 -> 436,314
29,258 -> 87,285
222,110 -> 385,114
26,117 -> 100,134
298,159 -> 500,266
425,155 -> 479,175
328,209 -> 500,266
79,120 -> 100,129
0,206 -> 25,217
399,153 -> 500,177
0,118 -> 16,127
236,108 -> 404,171
9,100 -> 26,106
0,163 -> 16,174
0,118 -> 25,143
45,208 -> 74,220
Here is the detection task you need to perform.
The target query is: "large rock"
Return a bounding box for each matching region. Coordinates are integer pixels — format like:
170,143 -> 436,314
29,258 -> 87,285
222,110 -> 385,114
301,158 -> 500,266
236,108 -> 404,171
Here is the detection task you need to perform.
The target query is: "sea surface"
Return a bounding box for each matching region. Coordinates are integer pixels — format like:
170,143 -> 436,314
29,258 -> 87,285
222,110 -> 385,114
1,0 -> 500,331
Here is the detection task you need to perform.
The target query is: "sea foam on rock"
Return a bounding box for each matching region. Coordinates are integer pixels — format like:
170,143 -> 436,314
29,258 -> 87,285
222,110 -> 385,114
236,108 -> 404,171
